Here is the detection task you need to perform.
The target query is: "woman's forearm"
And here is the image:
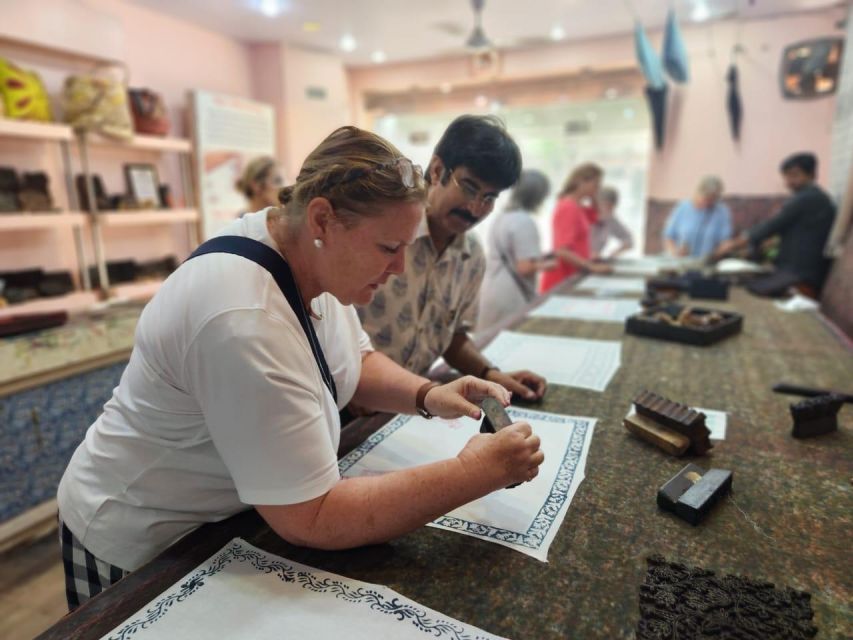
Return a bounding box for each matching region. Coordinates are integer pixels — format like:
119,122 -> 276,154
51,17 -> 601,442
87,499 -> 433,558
554,247 -> 592,270
351,351 -> 428,415
261,458 -> 498,550
609,242 -> 632,259
257,419 -> 542,550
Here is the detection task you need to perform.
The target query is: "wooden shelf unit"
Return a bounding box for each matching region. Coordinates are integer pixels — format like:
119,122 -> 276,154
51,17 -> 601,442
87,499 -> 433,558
86,133 -> 192,153
0,118 -> 73,141
97,208 -> 199,227
0,211 -> 88,231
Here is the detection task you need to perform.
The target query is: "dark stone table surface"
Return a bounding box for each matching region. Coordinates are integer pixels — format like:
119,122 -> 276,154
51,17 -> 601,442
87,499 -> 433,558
37,286 -> 853,639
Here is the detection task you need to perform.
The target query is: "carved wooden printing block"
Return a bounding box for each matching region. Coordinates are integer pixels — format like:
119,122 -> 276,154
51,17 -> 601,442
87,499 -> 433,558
638,555 -> 817,639
480,397 -> 513,434
657,463 -> 732,525
480,397 -> 519,488
624,390 -> 713,456
790,393 -> 843,438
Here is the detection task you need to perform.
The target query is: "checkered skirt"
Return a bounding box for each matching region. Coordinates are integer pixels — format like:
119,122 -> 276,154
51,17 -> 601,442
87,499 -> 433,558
59,519 -> 129,611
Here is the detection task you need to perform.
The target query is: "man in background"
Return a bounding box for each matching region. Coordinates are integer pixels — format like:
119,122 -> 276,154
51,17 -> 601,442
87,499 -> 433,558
714,152 -> 836,297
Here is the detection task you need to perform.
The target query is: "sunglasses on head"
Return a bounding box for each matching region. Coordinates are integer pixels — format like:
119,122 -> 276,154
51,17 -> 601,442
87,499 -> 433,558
332,157 -> 424,190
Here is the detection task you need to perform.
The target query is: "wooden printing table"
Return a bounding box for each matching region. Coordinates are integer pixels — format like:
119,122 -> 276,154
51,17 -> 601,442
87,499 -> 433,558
37,284 -> 853,639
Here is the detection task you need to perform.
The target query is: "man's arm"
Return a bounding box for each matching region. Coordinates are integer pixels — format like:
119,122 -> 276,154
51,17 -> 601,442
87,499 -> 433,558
713,199 -> 800,259
748,198 -> 802,245
443,332 -> 545,401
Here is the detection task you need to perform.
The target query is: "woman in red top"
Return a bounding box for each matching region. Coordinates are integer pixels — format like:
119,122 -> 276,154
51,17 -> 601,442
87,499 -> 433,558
541,163 -> 612,292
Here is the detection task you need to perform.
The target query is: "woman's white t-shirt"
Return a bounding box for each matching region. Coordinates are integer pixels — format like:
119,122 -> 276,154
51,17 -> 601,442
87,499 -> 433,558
57,209 -> 372,571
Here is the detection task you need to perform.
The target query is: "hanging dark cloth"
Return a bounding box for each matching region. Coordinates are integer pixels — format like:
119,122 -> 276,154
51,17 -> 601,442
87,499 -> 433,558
645,85 -> 668,150
726,63 -> 743,141
634,21 -> 668,150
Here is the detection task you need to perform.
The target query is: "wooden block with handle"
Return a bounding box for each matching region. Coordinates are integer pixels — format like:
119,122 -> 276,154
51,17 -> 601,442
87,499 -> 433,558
624,412 -> 691,456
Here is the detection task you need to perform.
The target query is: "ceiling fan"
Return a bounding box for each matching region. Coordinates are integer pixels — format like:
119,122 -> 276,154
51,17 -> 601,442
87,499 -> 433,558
466,0 -> 493,50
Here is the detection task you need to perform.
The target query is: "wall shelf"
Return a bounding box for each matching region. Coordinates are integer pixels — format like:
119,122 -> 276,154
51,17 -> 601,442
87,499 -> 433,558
97,208 -> 199,227
86,133 -> 193,153
110,279 -> 163,302
0,291 -> 100,320
0,211 -> 88,231
0,117 -> 73,142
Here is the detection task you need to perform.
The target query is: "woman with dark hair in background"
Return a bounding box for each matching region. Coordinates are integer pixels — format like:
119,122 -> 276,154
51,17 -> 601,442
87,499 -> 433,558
477,169 -> 555,332
235,156 -> 284,215
541,162 -> 612,293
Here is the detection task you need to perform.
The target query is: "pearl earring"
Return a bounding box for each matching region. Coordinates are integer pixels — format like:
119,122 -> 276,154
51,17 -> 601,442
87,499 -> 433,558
313,238 -> 324,249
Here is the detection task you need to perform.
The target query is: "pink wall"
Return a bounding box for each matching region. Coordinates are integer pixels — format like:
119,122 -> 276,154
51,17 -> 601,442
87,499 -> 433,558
0,0 -> 254,278
247,43 -> 287,166
279,46 -> 352,177
349,7 -> 846,200
245,43 -> 351,180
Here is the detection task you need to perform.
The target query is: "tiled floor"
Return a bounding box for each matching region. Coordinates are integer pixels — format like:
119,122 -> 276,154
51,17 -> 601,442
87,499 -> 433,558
0,533 -> 67,640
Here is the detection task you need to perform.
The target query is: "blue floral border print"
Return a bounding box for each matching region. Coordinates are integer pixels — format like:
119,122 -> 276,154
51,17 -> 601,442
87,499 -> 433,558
106,539 -> 495,640
338,409 -> 592,551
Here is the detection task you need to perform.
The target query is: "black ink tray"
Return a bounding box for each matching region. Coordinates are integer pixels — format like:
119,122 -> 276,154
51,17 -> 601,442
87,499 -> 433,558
625,303 -> 743,346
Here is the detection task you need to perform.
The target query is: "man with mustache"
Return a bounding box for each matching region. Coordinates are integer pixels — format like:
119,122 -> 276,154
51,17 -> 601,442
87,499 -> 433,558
357,115 -> 547,407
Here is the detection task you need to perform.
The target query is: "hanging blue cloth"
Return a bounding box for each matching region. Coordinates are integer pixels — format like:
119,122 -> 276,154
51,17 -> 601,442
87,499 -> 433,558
634,21 -> 666,90
662,8 -> 690,83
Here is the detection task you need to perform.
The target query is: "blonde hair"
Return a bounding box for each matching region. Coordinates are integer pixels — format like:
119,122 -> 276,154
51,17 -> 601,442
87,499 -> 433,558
235,156 -> 277,198
560,163 -> 603,197
276,126 -> 425,227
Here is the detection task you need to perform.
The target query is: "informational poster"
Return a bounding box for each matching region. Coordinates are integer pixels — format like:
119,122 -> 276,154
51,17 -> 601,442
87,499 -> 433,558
191,90 -> 276,239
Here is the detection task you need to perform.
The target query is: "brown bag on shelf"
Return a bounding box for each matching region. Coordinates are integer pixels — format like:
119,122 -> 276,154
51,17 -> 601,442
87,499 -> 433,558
128,88 -> 170,136
61,64 -> 133,140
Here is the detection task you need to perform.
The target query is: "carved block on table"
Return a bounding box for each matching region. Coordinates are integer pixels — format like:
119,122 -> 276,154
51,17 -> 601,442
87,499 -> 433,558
479,397 -> 519,488
657,463 -> 732,525
638,555 -> 817,639
624,412 -> 691,456
631,390 -> 712,455
790,394 -> 843,438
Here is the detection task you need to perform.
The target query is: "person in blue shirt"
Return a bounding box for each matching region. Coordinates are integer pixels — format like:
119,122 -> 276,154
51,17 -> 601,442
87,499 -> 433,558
663,176 -> 732,258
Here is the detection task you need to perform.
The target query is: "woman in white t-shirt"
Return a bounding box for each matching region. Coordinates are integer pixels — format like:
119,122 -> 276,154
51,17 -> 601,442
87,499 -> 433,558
57,126 -> 543,610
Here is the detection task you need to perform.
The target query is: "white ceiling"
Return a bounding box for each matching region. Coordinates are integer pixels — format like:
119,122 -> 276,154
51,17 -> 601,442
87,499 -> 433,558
128,0 -> 844,65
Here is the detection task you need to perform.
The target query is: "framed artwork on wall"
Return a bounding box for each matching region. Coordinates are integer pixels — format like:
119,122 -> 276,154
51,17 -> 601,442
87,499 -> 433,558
780,38 -> 844,99
124,163 -> 161,208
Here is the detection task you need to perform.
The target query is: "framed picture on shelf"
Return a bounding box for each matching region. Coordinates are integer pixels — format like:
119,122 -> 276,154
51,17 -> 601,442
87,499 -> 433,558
124,163 -> 161,208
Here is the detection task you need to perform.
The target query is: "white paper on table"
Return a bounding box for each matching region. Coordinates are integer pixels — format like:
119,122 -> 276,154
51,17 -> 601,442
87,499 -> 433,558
340,408 -> 596,562
575,275 -> 647,296
773,294 -> 820,313
714,258 -> 769,274
99,538 -> 506,640
483,331 -> 622,392
611,256 -> 701,277
696,408 -> 727,440
530,295 -> 641,323
625,406 -> 726,441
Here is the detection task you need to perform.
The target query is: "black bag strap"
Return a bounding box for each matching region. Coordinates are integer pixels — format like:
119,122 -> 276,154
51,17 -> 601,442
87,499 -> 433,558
186,236 -> 337,403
